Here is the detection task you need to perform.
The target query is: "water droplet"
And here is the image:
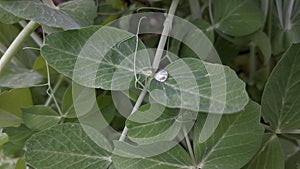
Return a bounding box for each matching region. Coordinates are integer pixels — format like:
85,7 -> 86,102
154,69 -> 168,82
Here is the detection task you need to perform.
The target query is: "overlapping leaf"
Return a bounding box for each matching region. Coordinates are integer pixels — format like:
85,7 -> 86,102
213,0 -> 264,36
149,58 -> 249,114
193,101 -> 264,169
41,26 -> 152,90
25,123 -> 112,169
262,43 -> 300,132
0,0 -> 97,30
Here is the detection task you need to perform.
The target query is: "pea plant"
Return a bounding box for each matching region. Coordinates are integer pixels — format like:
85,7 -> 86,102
0,0 -> 299,169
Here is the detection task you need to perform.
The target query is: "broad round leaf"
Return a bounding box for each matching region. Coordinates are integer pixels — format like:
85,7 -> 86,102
41,26 -> 151,90
213,0 -> 264,36
194,101 -> 264,169
0,0 -> 97,30
149,58 -> 249,114
262,44 -> 300,132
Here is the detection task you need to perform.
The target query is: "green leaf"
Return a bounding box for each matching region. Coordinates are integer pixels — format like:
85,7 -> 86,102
0,7 -> 20,24
22,106 -> 61,130
112,144 -> 194,169
0,0 -> 97,30
243,134 -> 284,169
0,132 -> 8,146
126,104 -> 197,144
194,101 -> 264,169
213,0 -> 264,36
0,88 -> 32,127
262,44 -> 300,132
96,95 -> 116,124
14,159 -> 26,169
41,26 -> 151,90
3,125 -> 35,157
25,123 -> 112,169
0,109 -> 21,128
0,65 -> 43,88
62,85 -> 76,118
286,150 -> 300,169
149,58 -> 249,114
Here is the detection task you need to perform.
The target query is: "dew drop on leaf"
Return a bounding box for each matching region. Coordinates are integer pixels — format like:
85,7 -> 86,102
154,69 -> 168,82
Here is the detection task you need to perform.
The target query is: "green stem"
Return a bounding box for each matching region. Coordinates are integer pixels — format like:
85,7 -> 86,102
267,0 -> 273,76
44,75 -> 64,107
183,127 -> 195,164
189,0 -> 202,19
151,0 -> 180,72
0,21 -> 39,74
284,0 -> 294,30
249,43 -> 256,84
42,0 -> 58,9
118,0 -> 180,142
118,87 -> 148,141
275,0 -> 284,28
19,21 -> 43,47
208,0 -> 215,25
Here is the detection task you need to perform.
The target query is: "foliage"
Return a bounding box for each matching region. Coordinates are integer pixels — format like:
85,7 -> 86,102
0,0 -> 300,169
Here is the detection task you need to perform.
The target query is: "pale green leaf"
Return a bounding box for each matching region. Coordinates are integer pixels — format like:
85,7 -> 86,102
0,109 -> 21,128
14,159 -> 26,169
243,135 -> 284,169
0,7 -> 20,24
194,101 -> 264,169
126,104 -> 196,144
25,123 -> 112,169
262,43 -> 300,132
149,58 -> 249,114
22,106 -> 61,130
0,0 -> 97,30
41,26 -> 151,90
0,132 -> 8,146
0,65 -> 43,88
213,0 -> 264,36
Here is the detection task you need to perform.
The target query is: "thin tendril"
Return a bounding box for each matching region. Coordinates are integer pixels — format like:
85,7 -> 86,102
133,16 -> 147,90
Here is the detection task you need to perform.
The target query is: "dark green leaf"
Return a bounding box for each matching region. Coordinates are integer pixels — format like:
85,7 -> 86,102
0,7 -> 20,24
194,101 -> 264,169
262,44 -> 300,132
213,0 -> 264,36
243,134 -> 284,169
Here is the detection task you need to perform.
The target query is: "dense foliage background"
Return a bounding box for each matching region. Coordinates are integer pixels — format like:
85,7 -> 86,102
0,0 -> 299,169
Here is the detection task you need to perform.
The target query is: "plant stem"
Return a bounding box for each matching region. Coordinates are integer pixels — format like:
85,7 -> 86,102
152,0 -> 180,72
267,0 -> 273,76
0,21 -> 39,74
189,0 -> 202,19
284,0 -> 294,30
19,21 -> 43,47
249,43 -> 256,84
208,0 -> 215,25
118,87 -> 148,141
42,0 -> 58,9
44,75 -> 64,107
275,0 -> 284,28
183,127 -> 195,163
118,0 -> 180,141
